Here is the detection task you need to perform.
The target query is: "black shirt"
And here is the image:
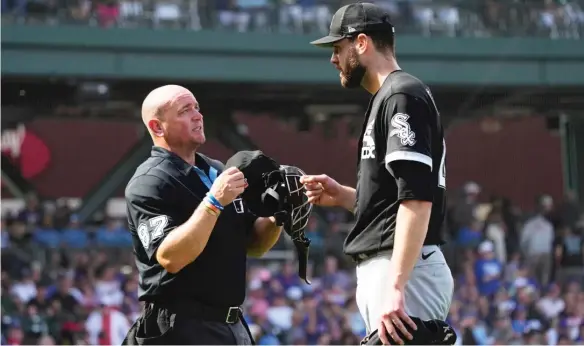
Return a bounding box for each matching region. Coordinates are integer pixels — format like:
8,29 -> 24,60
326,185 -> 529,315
125,146 -> 257,307
344,70 -> 446,256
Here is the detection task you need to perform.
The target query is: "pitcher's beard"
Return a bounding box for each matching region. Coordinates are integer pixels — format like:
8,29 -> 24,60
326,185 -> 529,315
340,46 -> 366,89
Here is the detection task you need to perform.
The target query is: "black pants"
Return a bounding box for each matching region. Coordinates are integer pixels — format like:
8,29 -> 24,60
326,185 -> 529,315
123,303 -> 254,345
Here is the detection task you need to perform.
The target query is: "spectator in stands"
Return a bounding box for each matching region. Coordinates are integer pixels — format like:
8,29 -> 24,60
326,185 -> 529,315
20,303 -> 49,342
320,256 -> 351,291
474,240 -> 503,297
537,282 -> 566,321
497,197 -> 521,256
95,218 -> 132,248
411,0 -> 460,37
3,0 -> 584,38
279,0 -> 331,34
554,224 -> 584,284
323,222 -> 346,268
10,269 -> 37,304
216,0 -> 243,31
236,0 -> 270,32
152,0 -> 182,28
85,299 -> 130,345
3,323 -> 24,345
93,265 -> 124,308
60,214 -> 89,249
67,0 -> 92,23
27,284 -> 49,312
484,209 -> 508,264
51,198 -> 72,231
558,190 -> 583,229
452,181 -> 481,234
95,0 -> 119,27
456,218 -> 483,250
275,261 -> 303,290
1,183 -> 583,345
304,217 -> 325,272
521,196 -> 556,286
3,219 -> 37,277
17,194 -> 42,228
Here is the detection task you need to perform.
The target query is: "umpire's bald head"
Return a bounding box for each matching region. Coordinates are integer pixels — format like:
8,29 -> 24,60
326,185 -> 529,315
141,85 -> 206,152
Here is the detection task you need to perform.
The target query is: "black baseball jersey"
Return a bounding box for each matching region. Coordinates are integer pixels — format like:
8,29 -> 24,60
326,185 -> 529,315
125,146 -> 257,307
344,70 -> 446,256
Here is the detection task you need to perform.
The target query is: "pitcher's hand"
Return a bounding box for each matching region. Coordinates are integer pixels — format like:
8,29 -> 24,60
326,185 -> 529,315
378,286 -> 417,345
300,174 -> 342,208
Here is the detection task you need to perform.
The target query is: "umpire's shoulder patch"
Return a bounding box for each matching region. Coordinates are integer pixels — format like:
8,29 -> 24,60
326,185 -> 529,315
137,215 -> 169,250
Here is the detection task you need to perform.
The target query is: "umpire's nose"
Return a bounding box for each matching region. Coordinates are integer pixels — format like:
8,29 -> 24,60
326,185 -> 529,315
193,109 -> 203,121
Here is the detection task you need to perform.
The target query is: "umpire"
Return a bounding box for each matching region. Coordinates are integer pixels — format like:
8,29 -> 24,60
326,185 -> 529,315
123,84 -> 282,345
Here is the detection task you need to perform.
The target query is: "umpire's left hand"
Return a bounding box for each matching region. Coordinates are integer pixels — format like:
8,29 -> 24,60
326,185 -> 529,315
378,286 -> 417,345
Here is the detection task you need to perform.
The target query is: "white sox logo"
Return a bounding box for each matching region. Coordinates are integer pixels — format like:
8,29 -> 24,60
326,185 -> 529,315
389,113 -> 416,146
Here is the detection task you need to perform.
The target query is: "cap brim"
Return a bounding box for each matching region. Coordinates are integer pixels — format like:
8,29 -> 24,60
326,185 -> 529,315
310,35 -> 344,47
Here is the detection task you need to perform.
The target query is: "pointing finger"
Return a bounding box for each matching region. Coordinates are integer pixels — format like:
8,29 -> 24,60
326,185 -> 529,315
300,175 -> 327,184
300,176 -> 312,184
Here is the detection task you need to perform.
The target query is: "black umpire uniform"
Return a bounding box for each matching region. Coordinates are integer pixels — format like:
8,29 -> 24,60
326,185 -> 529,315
123,146 -> 256,345
345,70 -> 447,261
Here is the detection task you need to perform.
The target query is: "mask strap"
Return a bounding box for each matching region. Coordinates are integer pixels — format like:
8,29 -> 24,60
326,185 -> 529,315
261,187 -> 280,203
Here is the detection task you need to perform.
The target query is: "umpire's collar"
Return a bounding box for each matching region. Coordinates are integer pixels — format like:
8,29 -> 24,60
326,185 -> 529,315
151,146 -> 209,175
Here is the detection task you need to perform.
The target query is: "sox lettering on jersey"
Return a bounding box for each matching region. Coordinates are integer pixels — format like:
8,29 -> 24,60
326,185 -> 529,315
389,113 -> 416,146
361,121 -> 376,159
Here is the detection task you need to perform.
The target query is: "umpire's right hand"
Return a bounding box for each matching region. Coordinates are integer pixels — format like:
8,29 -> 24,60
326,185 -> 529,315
210,167 -> 247,206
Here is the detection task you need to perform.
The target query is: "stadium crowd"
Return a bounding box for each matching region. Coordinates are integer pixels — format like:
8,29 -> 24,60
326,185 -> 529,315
1,182 -> 583,345
1,0 -> 584,38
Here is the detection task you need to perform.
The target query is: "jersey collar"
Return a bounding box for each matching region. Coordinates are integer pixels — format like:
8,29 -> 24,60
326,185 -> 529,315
151,146 -> 210,175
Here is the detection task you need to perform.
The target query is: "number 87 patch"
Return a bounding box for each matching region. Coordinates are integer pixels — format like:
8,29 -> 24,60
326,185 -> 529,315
137,215 -> 169,250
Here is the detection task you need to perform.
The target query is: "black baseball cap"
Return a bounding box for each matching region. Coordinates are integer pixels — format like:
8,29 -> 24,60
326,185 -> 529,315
310,2 -> 394,47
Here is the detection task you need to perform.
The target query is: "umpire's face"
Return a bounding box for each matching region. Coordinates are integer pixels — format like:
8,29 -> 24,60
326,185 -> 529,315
161,91 -> 206,149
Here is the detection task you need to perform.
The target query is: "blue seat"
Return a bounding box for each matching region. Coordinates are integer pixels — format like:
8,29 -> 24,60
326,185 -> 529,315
33,229 -> 61,248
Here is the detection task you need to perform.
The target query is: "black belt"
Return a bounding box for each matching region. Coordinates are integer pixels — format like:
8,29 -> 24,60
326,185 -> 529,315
350,244 -> 441,264
350,248 -> 395,264
146,299 -> 242,324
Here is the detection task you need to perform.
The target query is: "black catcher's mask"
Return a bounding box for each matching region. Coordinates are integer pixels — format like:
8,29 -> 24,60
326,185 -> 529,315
225,151 -> 313,283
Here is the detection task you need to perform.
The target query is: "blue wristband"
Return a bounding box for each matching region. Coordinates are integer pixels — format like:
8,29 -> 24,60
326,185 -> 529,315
206,193 -> 224,211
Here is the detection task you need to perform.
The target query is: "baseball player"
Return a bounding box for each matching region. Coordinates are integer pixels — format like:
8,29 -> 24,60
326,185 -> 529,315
303,3 -> 454,345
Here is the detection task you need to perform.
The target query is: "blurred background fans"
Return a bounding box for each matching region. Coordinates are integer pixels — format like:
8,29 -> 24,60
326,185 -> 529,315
1,0 -> 584,344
